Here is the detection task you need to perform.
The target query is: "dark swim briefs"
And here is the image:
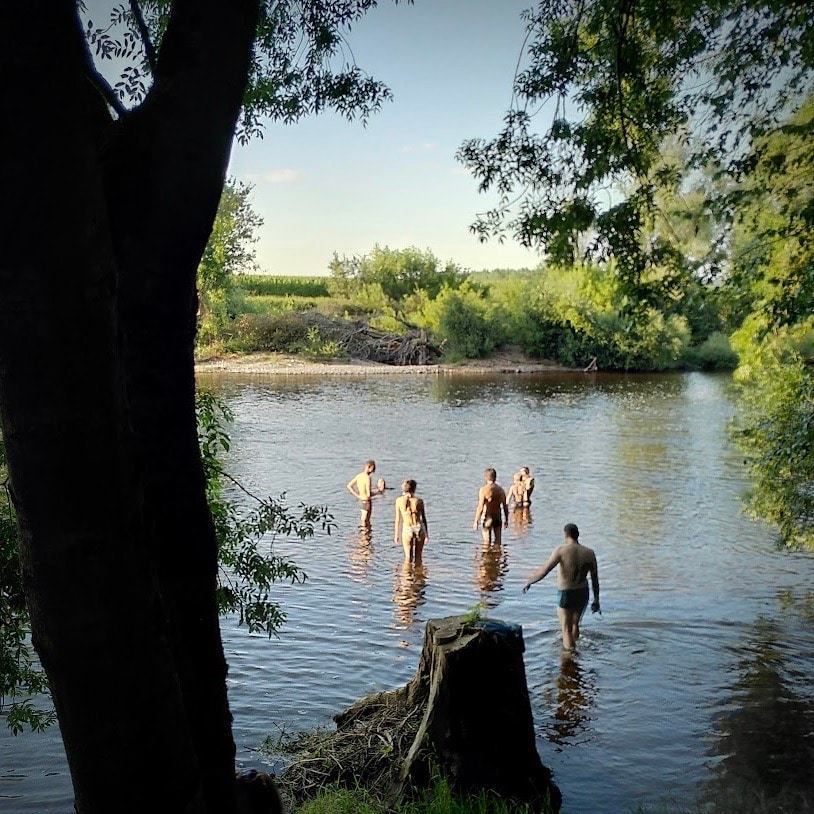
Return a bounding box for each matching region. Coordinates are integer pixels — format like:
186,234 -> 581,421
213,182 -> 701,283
557,586 -> 589,613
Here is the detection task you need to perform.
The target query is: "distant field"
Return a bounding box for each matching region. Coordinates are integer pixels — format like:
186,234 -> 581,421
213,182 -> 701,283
237,274 -> 331,298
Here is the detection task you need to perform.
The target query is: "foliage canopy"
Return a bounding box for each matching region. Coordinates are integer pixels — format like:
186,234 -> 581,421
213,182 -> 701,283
457,0 -> 814,304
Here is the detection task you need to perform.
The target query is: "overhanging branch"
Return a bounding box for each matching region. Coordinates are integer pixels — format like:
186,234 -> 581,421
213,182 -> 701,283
129,0 -> 157,73
85,66 -> 128,119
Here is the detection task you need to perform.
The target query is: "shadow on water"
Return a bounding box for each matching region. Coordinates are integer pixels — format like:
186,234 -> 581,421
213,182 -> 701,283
700,610 -> 814,814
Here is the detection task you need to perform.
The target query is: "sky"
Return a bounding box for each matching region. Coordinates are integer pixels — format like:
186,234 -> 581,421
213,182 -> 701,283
226,1 -> 545,277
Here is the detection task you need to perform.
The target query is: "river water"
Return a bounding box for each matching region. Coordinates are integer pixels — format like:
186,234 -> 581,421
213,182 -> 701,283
2,371 -> 813,813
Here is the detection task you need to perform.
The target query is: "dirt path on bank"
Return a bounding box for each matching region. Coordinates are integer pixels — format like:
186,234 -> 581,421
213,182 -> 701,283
194,349 -> 575,376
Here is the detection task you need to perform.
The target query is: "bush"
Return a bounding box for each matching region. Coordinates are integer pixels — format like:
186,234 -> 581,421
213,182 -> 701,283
196,286 -> 247,347
242,294 -> 323,314
440,296 -> 496,359
221,312 -> 311,353
421,285 -> 500,360
680,331 -> 739,370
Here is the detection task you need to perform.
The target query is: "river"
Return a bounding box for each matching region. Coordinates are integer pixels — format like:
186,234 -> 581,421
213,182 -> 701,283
2,371 -> 813,813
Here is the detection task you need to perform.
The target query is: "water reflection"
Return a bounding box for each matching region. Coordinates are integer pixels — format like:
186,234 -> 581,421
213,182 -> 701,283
544,652 -> 597,752
10,371 -> 814,814
510,506 -> 533,538
347,526 -> 374,583
392,561 -> 428,629
701,615 -> 814,813
475,542 -> 509,605
427,371 -> 602,406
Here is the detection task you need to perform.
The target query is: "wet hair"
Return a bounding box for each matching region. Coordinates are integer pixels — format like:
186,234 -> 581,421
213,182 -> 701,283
484,468 -> 497,482
564,523 -> 579,540
365,459 -> 376,471
402,479 -> 416,494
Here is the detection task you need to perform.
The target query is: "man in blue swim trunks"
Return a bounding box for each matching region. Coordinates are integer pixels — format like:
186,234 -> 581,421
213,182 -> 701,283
522,523 -> 600,651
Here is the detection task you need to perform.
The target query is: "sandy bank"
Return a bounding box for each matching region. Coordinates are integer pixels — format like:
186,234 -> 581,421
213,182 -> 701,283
194,351 -> 573,376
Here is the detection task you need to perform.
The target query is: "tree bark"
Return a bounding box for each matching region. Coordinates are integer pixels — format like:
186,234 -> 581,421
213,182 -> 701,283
335,615 -> 562,812
402,616 -> 562,811
0,3 -> 258,812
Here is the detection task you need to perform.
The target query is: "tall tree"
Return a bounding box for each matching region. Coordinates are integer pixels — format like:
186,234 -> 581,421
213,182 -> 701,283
0,2 -> 395,812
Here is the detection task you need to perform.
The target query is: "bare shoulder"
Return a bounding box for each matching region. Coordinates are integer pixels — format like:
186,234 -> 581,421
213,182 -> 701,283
579,545 -> 598,566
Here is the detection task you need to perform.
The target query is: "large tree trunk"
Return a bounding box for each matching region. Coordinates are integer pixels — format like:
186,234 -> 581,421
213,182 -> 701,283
0,3 -> 258,812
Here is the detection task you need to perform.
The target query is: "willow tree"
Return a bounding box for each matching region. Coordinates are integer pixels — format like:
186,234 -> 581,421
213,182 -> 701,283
0,2 -> 395,813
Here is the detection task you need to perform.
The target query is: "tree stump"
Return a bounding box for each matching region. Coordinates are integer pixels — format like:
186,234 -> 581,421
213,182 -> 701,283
335,614 -> 561,811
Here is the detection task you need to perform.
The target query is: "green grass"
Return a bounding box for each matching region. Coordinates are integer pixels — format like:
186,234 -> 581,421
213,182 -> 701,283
243,294 -> 325,314
237,274 -> 331,298
242,293 -> 368,320
292,777 -> 558,814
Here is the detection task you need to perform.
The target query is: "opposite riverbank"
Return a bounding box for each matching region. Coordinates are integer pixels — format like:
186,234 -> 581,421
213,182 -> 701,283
194,348 -> 579,376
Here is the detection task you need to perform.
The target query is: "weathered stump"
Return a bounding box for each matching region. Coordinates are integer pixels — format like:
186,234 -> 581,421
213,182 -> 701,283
335,615 -> 561,812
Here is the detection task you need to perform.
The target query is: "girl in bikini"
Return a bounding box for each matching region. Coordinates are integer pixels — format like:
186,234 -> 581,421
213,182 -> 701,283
394,479 -> 429,563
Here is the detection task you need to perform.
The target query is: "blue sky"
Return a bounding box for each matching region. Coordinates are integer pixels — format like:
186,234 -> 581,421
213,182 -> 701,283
227,1 -> 545,276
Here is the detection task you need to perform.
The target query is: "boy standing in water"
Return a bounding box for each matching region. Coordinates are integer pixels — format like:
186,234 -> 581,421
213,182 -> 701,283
347,460 -> 376,527
522,523 -> 600,651
472,467 -> 509,544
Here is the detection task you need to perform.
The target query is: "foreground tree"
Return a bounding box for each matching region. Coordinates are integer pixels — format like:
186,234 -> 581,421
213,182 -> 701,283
0,2 -> 394,812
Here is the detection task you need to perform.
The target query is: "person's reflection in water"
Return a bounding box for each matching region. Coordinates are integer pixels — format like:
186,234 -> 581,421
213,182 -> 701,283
347,525 -> 374,583
545,652 -> 597,752
510,506 -> 533,539
475,541 -> 509,607
392,561 -> 428,629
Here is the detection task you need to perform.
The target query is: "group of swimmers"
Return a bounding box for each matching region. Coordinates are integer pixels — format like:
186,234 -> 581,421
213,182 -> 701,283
346,461 -> 537,560
347,459 -> 601,653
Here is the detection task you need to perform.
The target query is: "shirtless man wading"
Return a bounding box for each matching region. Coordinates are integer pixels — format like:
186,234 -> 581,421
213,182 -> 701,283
522,523 -> 600,651
472,467 -> 509,544
347,460 -> 376,527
